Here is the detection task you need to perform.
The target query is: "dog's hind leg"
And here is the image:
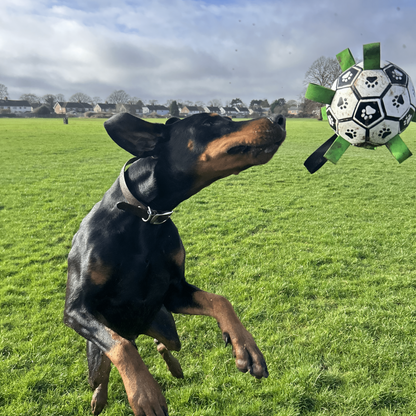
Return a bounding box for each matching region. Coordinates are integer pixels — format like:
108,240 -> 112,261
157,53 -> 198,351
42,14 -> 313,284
87,340 -> 112,415
144,305 -> 184,378
154,340 -> 184,379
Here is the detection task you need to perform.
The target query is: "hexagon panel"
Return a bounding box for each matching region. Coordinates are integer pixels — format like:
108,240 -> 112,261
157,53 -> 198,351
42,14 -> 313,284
368,120 -> 400,145
353,99 -> 384,128
353,69 -> 391,98
382,86 -> 411,119
338,120 -> 367,146
330,88 -> 359,121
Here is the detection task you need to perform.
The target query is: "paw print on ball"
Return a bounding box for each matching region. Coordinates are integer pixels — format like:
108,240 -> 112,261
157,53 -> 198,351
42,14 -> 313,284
354,100 -> 384,128
342,71 -> 353,83
361,105 -> 376,120
378,127 -> 392,139
392,69 -> 404,81
365,76 -> 379,89
337,97 -> 348,110
392,94 -> 405,108
345,129 -> 357,139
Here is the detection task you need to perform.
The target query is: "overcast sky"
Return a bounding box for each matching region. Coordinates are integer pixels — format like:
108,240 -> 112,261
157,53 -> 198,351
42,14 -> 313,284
1,0 -> 415,106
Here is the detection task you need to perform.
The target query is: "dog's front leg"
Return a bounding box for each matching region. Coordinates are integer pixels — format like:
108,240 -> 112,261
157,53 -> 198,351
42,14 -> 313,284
64,306 -> 168,416
168,288 -> 268,379
104,329 -> 168,416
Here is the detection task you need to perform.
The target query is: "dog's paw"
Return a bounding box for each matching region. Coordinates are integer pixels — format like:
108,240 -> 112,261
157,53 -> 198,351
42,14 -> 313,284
128,374 -> 169,416
223,329 -> 268,379
91,384 -> 108,415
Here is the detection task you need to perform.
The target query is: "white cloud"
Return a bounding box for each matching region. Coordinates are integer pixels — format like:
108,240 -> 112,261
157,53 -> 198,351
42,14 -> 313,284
0,0 -> 415,105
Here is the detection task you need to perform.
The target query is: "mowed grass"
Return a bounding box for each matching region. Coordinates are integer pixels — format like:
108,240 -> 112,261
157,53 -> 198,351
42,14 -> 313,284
1,116 -> 416,415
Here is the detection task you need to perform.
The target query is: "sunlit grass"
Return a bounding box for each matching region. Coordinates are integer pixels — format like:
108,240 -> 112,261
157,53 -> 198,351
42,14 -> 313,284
1,117 -> 416,415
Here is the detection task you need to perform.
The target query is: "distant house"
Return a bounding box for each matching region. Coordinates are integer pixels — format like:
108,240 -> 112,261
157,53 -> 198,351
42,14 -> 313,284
54,102 -> 94,114
180,106 -> 202,116
203,106 -> 221,114
235,107 -> 250,118
118,104 -> 144,116
0,98 -> 31,113
94,103 -> 117,113
30,103 -> 43,112
250,105 -> 270,116
142,105 -> 169,117
220,106 -> 240,118
288,106 -> 300,116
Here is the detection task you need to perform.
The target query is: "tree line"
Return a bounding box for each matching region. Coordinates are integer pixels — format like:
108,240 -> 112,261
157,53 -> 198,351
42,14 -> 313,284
0,56 -> 340,116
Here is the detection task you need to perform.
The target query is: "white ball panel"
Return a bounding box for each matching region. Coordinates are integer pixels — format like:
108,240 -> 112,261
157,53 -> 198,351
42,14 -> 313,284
338,120 -> 366,145
354,70 -> 390,98
368,120 -> 400,145
382,86 -> 411,119
330,89 -> 359,120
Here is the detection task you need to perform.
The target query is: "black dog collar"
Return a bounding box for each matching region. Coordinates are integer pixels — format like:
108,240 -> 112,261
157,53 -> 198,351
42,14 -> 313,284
117,157 -> 173,225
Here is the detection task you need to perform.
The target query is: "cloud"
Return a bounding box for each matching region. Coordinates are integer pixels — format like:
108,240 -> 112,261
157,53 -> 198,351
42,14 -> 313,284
0,0 -> 415,105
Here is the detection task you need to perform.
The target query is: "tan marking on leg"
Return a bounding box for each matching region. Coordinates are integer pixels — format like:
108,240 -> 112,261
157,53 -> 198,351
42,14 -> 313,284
187,139 -> 195,151
155,341 -> 184,379
104,329 -> 168,415
89,351 -> 111,415
173,291 -> 269,379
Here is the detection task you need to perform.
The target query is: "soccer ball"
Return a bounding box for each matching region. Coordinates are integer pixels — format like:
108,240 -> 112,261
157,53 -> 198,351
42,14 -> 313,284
326,61 -> 416,148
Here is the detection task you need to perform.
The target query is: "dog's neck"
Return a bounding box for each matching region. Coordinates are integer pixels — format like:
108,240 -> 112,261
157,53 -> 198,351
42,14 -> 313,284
124,157 -> 193,212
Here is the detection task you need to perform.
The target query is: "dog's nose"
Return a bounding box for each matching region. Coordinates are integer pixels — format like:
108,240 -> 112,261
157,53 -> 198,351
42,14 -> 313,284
268,114 -> 286,130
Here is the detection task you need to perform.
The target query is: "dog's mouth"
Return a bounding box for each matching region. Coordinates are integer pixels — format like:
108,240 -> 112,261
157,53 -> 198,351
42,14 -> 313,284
226,115 -> 286,158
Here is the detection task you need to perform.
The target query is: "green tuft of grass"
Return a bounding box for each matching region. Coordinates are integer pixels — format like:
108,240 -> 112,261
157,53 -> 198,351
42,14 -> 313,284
1,117 -> 416,415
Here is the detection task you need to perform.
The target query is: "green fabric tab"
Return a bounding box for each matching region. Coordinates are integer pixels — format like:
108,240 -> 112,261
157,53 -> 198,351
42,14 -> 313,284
385,135 -> 412,163
363,42 -> 381,70
321,106 -> 328,120
324,135 -> 350,164
305,83 -> 336,105
336,48 -> 355,71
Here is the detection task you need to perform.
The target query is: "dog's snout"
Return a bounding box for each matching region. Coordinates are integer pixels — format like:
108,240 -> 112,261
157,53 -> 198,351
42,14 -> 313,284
268,114 -> 286,130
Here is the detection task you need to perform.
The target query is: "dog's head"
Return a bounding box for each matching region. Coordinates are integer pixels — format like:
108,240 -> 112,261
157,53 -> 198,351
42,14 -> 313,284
104,112 -> 286,197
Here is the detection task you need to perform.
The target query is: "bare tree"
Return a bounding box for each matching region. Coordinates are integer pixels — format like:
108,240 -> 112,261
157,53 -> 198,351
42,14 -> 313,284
20,93 -> 40,104
69,92 -> 93,104
0,84 -> 8,99
304,56 -> 341,88
208,99 -> 222,107
42,94 -> 57,110
270,98 -> 287,115
106,90 -> 131,104
92,96 -> 102,105
249,99 -> 269,109
128,96 -> 144,105
230,98 -> 244,107
56,93 -> 66,102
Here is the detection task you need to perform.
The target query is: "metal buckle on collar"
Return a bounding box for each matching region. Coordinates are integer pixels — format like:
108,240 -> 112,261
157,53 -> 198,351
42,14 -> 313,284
142,206 -> 173,225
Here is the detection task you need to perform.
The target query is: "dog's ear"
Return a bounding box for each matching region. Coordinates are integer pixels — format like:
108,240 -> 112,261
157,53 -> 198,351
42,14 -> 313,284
104,113 -> 167,157
165,117 -> 180,125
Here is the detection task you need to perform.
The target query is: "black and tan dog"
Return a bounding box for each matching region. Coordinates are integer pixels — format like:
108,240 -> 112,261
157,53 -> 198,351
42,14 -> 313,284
64,112 -> 286,415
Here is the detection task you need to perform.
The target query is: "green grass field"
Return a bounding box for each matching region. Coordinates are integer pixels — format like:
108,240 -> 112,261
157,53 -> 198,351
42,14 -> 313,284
1,117 -> 416,415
